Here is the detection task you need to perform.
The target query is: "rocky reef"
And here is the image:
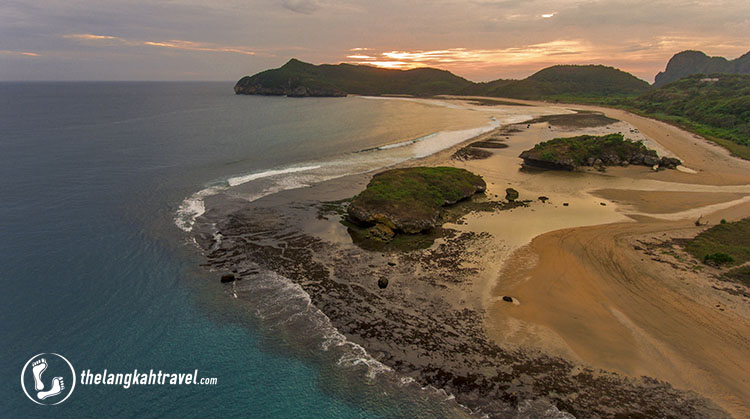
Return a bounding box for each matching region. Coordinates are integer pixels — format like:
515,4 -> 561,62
347,167 -> 486,240
519,133 -> 681,171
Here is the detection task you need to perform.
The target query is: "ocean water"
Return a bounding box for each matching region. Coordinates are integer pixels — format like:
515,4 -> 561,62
0,82 -> 505,417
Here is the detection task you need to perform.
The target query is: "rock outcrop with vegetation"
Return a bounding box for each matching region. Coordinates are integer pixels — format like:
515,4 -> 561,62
519,134 -> 679,171
347,167 -> 486,238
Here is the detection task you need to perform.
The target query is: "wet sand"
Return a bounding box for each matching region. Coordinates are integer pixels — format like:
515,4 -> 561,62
592,189 -> 749,215
196,97 -> 750,417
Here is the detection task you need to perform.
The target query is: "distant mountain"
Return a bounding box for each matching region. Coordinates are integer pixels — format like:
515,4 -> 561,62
234,58 -> 473,97
236,59 -> 650,99
654,50 -> 750,87
632,73 -> 750,147
481,65 -> 650,99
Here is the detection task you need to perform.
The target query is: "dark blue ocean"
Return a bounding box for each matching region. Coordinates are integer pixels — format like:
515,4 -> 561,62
0,82 -> 493,417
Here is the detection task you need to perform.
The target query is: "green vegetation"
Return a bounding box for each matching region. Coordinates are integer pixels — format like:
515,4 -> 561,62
704,253 -> 734,265
347,167 -> 486,238
519,133 -> 656,170
685,218 -> 750,267
631,74 -> 750,146
723,266 -> 750,287
548,74 -> 750,159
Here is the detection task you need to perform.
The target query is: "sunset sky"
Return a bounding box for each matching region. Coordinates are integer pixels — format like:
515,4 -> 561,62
1,0 -> 748,82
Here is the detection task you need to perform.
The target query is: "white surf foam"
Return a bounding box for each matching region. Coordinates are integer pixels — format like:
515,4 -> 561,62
233,270 -> 393,381
376,133 -> 437,150
226,165 -> 322,187
174,165 -> 323,232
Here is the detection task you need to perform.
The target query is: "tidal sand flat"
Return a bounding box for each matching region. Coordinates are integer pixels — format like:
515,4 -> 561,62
192,97 -> 748,418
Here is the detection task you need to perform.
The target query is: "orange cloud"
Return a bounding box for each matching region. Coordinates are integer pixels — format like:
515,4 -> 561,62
0,50 -> 40,57
64,34 -> 256,56
347,40 -> 593,72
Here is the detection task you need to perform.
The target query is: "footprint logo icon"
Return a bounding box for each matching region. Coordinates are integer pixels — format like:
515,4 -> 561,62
31,358 -> 47,391
38,377 -> 65,400
21,353 -> 76,405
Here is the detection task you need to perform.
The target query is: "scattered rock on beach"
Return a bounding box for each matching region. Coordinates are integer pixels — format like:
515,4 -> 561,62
563,203 -> 569,207
502,296 -> 514,303
659,156 -> 682,169
377,277 -> 389,289
538,196 -> 549,203
220,273 -> 236,283
505,188 -> 519,201
452,146 -> 493,161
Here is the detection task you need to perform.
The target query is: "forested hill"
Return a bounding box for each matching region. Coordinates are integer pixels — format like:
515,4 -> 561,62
234,59 -> 650,99
234,59 -> 474,97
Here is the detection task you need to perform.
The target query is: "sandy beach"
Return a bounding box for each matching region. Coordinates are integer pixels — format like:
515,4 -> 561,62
444,97 -> 750,417
196,96 -> 749,418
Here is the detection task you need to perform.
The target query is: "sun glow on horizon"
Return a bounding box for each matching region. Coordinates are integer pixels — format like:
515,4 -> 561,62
344,40 -> 593,75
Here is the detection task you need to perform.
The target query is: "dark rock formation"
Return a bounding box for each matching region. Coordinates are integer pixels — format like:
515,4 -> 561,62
502,296 -> 514,303
654,50 -> 750,87
659,156 -> 682,169
378,277 -> 389,289
643,154 -> 660,166
452,146 -> 493,161
470,140 -> 509,149
505,188 -> 519,201
220,273 -> 236,283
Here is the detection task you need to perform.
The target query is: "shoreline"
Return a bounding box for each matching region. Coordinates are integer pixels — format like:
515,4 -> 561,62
191,96 -> 748,417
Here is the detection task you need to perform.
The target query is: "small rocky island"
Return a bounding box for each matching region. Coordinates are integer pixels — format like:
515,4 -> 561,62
347,167 -> 486,241
519,133 -> 681,171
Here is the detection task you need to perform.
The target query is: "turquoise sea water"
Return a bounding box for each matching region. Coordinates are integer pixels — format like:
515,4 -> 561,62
1,82 -> 493,417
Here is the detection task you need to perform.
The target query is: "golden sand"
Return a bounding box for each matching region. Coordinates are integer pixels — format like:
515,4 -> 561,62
422,98 -> 750,417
